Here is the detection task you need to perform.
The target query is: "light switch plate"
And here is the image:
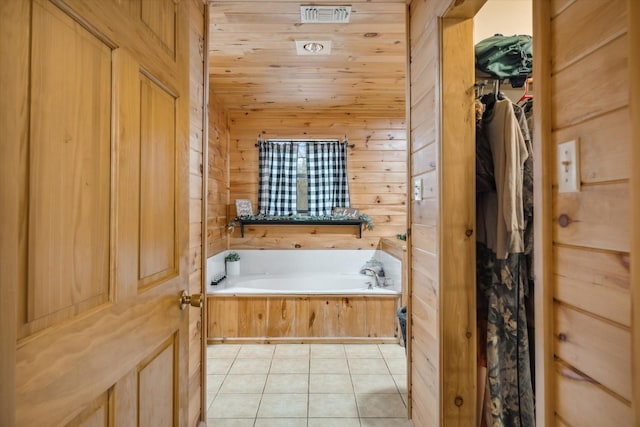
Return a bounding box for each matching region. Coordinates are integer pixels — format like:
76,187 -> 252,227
414,178 -> 422,201
558,139 -> 580,193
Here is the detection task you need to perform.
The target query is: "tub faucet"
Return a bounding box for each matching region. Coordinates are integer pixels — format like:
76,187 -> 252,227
360,267 -> 385,287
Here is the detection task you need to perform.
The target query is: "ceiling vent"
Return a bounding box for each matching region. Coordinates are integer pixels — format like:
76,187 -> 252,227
300,6 -> 352,23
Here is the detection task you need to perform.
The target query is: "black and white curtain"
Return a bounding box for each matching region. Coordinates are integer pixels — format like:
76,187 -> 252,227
257,141 -> 298,215
307,141 -> 350,216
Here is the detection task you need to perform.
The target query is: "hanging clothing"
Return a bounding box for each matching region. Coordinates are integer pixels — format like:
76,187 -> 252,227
479,98 -> 529,260
477,246 -> 535,427
476,93 -> 535,427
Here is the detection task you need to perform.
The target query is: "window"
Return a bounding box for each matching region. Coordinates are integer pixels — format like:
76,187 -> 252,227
257,139 -> 350,216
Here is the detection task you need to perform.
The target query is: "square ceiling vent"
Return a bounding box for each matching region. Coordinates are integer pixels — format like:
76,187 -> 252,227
300,6 -> 351,23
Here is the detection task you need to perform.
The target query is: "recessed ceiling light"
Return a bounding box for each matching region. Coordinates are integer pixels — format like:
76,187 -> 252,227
303,42 -> 324,53
295,40 -> 332,55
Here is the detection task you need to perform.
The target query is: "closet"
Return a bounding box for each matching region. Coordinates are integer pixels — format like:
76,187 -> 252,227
473,2 -> 534,426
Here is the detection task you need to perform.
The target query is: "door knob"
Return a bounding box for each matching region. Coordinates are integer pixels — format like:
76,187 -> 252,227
179,291 -> 203,310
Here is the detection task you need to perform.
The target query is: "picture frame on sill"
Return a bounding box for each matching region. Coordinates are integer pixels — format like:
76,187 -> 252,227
235,199 -> 253,218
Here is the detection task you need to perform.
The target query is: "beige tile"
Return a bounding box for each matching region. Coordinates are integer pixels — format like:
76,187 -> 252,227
207,358 -> 234,375
270,358 -> 309,374
209,393 -> 261,418
228,358 -> 272,375
207,374 -> 225,394
308,393 -> 358,418
385,358 -> 407,375
356,393 -> 407,418
274,344 -> 310,358
348,358 -> 390,375
310,358 -> 349,374
351,374 -> 398,394
360,418 -> 413,427
310,344 -> 346,358
257,393 -> 308,418
344,344 -> 382,358
264,374 -> 309,393
307,418 -> 361,427
236,344 -> 276,358
206,391 -> 216,412
219,374 -> 267,393
207,344 -> 241,358
393,374 -> 408,394
378,343 -> 406,359
206,418 -> 254,427
309,374 -> 353,393
254,418 -> 307,427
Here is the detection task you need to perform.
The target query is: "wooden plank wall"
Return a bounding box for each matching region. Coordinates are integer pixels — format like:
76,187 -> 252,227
630,1 -> 640,424
206,92 -> 230,258
225,111 -> 407,250
546,0 -> 632,425
187,0 -> 206,425
407,0 -> 453,424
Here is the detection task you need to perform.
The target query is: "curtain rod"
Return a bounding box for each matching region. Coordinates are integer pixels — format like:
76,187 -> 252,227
255,136 -> 355,148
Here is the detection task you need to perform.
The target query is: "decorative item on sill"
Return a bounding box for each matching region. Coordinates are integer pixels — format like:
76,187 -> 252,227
235,199 -> 253,218
225,251 -> 241,276
358,213 -> 374,231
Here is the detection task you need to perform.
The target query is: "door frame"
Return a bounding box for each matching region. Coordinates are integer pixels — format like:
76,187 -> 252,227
629,0 -> 640,424
438,0 -> 552,424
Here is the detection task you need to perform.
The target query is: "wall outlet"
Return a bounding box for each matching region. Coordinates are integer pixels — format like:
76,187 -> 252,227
414,178 -> 422,201
558,139 -> 580,193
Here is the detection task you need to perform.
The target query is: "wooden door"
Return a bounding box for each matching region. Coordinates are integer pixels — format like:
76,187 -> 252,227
0,0 -> 195,425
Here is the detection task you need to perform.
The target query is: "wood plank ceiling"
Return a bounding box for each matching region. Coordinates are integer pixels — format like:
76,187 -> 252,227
208,1 -> 407,114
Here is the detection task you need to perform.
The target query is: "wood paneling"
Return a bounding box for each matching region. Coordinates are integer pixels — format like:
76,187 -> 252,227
629,1 -> 640,424
553,183 -> 629,252
554,245 -> 630,326
208,1 -> 406,114
550,0 -> 626,72
207,295 -> 399,342
226,111 -> 407,250
206,93 -> 229,258
551,34 -> 628,129
407,0 -> 447,423
555,303 -> 631,400
548,0 -> 633,423
555,360 -> 632,426
188,0 -> 206,424
552,108 -> 630,184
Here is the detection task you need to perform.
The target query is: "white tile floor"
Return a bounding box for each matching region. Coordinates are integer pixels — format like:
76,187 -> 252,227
206,343 -> 413,427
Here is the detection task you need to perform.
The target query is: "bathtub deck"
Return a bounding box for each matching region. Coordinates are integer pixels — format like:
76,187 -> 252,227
207,294 -> 401,344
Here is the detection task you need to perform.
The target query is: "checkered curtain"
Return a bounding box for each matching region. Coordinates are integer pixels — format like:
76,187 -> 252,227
258,141 -> 298,215
307,141 -> 350,216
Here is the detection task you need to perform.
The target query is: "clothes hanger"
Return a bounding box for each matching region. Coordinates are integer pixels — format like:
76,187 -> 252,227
517,78 -> 533,104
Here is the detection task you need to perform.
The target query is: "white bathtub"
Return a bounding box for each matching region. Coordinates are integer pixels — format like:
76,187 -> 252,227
206,249 -> 403,294
209,273 -> 399,295
206,249 -> 402,342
